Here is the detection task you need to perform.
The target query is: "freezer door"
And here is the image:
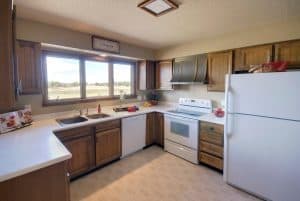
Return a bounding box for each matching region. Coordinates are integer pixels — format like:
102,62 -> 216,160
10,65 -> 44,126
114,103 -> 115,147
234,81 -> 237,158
227,72 -> 300,121
224,114 -> 300,201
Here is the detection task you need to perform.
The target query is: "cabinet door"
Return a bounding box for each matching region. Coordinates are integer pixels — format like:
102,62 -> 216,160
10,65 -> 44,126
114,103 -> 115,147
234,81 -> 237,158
156,60 -> 173,90
63,135 -> 94,178
95,128 -> 121,166
207,51 -> 232,92
234,45 -> 272,72
0,162 -> 70,201
16,40 -> 41,94
146,112 -> 156,146
0,0 -> 15,112
138,60 -> 155,90
155,112 -> 164,147
275,40 -> 300,69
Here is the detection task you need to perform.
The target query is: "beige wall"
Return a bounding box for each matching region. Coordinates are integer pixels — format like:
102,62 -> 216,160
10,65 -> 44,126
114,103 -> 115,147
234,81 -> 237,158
16,18 -> 155,60
156,20 -> 300,59
158,85 -> 224,108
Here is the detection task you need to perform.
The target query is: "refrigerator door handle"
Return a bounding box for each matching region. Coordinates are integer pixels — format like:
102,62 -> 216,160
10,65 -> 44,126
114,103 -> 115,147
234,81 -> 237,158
225,74 -> 233,137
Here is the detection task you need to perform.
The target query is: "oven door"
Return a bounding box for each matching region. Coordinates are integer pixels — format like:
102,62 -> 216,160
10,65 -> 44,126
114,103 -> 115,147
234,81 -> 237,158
164,114 -> 199,149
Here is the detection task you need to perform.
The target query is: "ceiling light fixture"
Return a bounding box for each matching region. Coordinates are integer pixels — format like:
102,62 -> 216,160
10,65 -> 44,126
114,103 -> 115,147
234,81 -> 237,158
138,0 -> 178,17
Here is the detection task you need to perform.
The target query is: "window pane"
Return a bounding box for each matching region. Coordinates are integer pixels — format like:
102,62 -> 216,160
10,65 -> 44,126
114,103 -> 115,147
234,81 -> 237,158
85,61 -> 109,97
46,56 -> 80,100
113,64 -> 132,95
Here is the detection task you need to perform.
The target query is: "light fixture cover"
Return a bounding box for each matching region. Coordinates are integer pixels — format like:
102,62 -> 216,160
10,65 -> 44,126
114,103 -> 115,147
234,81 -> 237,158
138,0 -> 178,17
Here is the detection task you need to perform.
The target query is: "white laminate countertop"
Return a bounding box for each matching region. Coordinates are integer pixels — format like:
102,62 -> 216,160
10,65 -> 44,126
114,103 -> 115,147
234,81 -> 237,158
0,102 -> 224,182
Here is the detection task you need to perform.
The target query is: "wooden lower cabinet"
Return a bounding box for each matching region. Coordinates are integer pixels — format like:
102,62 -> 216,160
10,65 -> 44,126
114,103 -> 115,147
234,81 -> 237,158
63,135 -> 95,178
95,128 -> 121,166
199,152 -> 223,170
199,121 -> 224,171
146,113 -> 156,146
155,112 -> 164,147
146,112 -> 164,147
0,162 -> 70,201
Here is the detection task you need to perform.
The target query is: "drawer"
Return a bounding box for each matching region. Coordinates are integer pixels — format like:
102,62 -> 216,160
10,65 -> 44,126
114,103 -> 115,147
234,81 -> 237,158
200,122 -> 224,146
201,122 -> 224,134
165,140 -> 198,164
95,119 -> 120,132
200,141 -> 223,158
55,126 -> 91,141
199,152 -> 223,170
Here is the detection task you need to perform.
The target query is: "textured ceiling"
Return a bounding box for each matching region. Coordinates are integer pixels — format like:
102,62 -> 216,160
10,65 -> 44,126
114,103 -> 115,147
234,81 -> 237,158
14,0 -> 300,49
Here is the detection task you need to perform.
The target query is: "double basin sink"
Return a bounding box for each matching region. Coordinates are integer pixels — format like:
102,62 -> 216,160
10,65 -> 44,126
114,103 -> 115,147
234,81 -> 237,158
57,113 -> 110,125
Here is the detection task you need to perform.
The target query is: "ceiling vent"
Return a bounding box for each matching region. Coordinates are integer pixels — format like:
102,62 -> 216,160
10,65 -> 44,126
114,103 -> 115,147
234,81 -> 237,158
138,0 -> 178,17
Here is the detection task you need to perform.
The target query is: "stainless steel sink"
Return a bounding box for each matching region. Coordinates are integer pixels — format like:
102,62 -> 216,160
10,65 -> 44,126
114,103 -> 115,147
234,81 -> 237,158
56,116 -> 88,125
86,113 -> 110,119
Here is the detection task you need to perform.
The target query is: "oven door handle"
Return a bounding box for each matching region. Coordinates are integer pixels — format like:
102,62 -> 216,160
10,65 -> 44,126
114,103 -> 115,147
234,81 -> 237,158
164,114 -> 198,123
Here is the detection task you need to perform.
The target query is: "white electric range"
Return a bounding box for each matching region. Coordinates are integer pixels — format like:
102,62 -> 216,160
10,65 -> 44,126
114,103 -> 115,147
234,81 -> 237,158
164,98 -> 212,164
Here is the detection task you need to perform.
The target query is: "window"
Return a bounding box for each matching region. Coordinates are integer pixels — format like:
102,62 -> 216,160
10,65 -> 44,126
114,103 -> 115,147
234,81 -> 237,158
85,61 -> 109,98
43,51 -> 136,104
113,63 -> 132,96
46,56 -> 80,100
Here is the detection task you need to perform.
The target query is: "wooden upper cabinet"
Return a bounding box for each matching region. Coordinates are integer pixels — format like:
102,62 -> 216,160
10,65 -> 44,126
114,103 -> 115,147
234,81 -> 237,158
234,44 -> 273,72
207,51 -> 232,92
138,60 -> 156,90
0,0 -> 15,112
16,40 -> 41,94
156,60 -> 173,90
275,40 -> 300,69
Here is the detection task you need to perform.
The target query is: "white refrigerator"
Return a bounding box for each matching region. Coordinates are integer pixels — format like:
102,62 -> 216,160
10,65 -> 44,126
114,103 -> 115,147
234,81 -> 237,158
224,72 -> 300,201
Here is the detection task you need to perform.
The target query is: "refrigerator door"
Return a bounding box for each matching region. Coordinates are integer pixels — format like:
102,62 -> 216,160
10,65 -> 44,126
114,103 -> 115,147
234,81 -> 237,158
227,72 -> 300,121
224,113 -> 300,201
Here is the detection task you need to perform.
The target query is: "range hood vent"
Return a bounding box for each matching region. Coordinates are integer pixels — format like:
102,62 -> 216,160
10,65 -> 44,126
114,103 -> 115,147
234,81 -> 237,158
171,54 -> 207,84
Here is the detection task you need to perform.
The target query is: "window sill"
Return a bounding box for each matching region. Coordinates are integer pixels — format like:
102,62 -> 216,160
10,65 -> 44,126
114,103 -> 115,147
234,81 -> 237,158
43,95 -> 137,106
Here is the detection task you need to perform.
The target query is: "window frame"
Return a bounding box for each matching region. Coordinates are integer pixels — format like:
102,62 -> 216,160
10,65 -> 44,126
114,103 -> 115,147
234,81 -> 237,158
42,50 -> 137,106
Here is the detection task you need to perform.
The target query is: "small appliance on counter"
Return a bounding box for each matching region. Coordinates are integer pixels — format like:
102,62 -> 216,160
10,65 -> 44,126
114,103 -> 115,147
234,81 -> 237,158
0,105 -> 33,134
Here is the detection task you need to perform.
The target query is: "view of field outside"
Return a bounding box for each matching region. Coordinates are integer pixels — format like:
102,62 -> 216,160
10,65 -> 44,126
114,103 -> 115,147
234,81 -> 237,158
85,60 -> 109,97
46,56 -> 132,100
113,63 -> 131,95
47,56 -> 81,100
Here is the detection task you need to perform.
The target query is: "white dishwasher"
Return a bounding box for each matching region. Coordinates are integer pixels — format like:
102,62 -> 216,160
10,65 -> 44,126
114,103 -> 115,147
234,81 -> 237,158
121,114 -> 146,157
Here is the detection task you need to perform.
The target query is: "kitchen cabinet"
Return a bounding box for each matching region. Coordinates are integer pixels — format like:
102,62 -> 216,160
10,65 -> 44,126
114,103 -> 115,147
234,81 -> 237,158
16,40 -> 41,94
274,40 -> 300,69
146,112 -> 156,146
138,60 -> 156,90
234,45 -> 273,72
0,0 -> 15,112
156,60 -> 173,90
199,121 -> 224,171
207,51 -> 232,92
146,112 -> 164,147
55,127 -> 95,178
95,120 -> 121,166
0,162 -> 70,201
155,112 -> 164,147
